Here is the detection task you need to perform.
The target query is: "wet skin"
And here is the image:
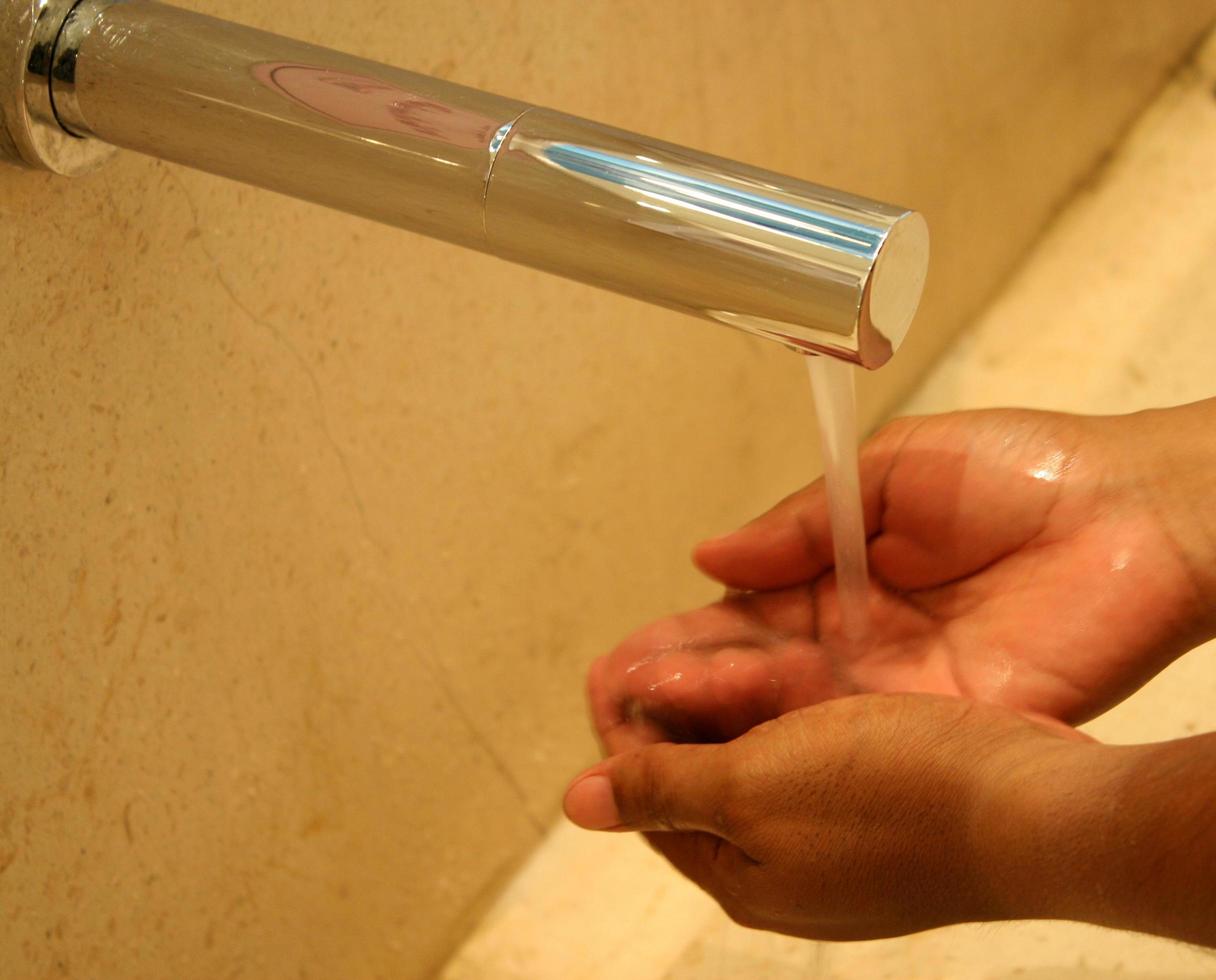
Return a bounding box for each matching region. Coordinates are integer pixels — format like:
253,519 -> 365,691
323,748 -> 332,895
570,402 -> 1216,945
590,407 -> 1215,753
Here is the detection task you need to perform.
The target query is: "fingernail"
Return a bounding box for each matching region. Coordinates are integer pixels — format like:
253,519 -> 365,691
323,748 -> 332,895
563,774 -> 621,830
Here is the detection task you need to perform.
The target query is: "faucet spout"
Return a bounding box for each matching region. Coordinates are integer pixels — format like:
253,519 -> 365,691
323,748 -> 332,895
4,0 -> 929,366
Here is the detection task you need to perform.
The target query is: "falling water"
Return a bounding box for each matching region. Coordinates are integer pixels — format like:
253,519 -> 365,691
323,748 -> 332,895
805,354 -> 870,641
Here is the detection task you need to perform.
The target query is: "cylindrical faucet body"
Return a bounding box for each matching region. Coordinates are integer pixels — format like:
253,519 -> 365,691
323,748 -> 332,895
9,0 -> 928,366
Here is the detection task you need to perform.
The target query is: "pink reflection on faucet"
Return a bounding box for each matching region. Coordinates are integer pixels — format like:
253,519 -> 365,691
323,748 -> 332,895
252,62 -> 501,149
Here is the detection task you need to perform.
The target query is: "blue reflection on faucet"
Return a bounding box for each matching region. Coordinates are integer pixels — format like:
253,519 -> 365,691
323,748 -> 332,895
541,143 -> 884,257
488,121 -> 514,155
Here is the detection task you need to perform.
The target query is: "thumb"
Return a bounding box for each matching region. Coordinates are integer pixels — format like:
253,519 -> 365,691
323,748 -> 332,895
562,742 -> 733,834
693,423 -> 901,590
693,479 -> 839,590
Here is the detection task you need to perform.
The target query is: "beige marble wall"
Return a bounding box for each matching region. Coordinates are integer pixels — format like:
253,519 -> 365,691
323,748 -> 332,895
2,2 -> 1212,977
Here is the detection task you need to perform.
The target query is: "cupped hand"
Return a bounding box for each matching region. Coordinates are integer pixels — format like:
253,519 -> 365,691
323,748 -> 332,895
591,408 -> 1212,752
566,692 -> 1110,941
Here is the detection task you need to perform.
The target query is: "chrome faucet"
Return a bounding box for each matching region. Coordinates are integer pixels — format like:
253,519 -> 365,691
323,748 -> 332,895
3,0 -> 929,367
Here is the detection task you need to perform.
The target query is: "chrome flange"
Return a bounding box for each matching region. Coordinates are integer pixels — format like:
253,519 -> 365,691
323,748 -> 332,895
0,0 -> 114,174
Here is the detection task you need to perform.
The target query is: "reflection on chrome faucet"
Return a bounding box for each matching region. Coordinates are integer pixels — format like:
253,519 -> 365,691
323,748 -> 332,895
538,142 -> 886,258
252,62 -> 504,151
9,0 -> 928,367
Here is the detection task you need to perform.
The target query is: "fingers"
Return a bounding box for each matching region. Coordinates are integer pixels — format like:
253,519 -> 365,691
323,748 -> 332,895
586,600 -> 799,750
587,653 -> 680,756
693,479 -> 836,590
694,463 -> 887,591
563,741 -> 734,835
563,735 -> 762,921
693,419 -> 923,590
587,589 -> 845,752
612,647 -> 782,743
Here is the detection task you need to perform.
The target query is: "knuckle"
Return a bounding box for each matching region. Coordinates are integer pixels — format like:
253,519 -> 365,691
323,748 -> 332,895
638,754 -> 670,829
629,744 -> 678,829
713,777 -> 747,836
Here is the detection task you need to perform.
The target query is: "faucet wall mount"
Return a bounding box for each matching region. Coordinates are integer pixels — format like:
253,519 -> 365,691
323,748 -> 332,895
3,0 -> 929,367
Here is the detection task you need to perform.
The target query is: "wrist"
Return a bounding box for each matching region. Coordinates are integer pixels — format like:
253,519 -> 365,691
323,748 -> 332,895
1088,734 -> 1216,945
967,735 -> 1130,926
974,732 -> 1216,946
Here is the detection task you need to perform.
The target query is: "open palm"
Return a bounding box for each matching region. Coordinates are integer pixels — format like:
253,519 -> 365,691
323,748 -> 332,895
590,409 -> 1208,751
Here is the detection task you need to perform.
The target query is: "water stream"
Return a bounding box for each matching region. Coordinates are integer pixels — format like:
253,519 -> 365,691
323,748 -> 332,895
805,354 -> 870,642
